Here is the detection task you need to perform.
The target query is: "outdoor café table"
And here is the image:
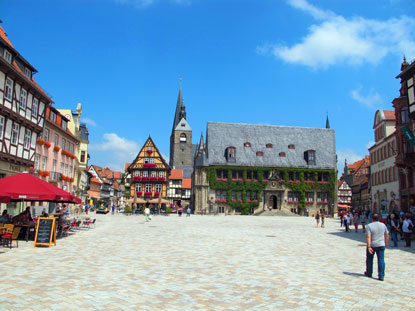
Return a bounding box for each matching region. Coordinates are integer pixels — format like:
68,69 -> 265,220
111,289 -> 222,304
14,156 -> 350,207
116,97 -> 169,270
15,222 -> 36,242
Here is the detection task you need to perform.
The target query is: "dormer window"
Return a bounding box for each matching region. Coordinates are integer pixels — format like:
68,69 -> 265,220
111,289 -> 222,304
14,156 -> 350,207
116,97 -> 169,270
279,152 -> 286,157
49,110 -> 57,123
256,151 -> 263,157
304,150 -> 316,165
62,119 -> 68,130
180,133 -> 187,142
244,142 -> 251,148
226,147 -> 236,162
3,49 -> 12,63
288,144 -> 295,149
266,143 -> 273,148
24,67 -> 31,79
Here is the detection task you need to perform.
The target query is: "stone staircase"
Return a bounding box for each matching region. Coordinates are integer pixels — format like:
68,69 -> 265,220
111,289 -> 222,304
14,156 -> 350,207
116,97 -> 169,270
256,209 -> 300,217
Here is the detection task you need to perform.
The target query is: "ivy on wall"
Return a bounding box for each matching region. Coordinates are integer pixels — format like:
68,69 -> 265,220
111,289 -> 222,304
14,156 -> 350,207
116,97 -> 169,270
208,166 -> 336,215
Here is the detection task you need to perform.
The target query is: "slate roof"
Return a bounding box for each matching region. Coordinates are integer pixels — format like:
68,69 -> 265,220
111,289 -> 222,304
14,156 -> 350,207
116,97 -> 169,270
204,122 -> 336,169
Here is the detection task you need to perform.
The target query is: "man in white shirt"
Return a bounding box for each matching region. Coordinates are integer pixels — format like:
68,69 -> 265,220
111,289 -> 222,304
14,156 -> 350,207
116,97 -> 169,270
402,213 -> 414,247
364,213 -> 389,281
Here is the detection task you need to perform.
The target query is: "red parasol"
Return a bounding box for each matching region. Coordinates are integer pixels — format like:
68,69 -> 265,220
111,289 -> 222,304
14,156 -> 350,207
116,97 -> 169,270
0,172 -> 81,203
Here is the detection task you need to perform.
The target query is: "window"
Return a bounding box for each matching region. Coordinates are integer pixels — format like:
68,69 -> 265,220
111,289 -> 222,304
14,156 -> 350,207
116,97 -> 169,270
159,171 -> 165,178
49,110 -> 57,123
3,49 -> 12,63
11,123 -> 19,145
44,128 -> 49,142
143,171 -> 148,177
65,164 -> 68,176
317,192 -> 328,202
279,152 -> 286,157
226,147 -> 236,162
288,191 -> 299,202
62,119 -> 67,130
5,78 -> 13,100
34,154 -> 40,170
32,98 -> 39,117
42,156 -> 47,171
306,192 -> 314,202
62,138 -> 66,150
0,116 -> 4,140
144,158 -> 150,164
155,184 -> 162,193
180,133 -> 187,142
216,169 -> 228,179
24,129 -> 31,149
401,107 -> 409,124
147,146 -> 153,151
69,166 -> 73,178
54,134 -> 59,146
244,142 -> 251,147
231,170 -> 243,180
407,77 -> 415,118
20,89 -> 27,109
304,150 -> 316,165
256,151 -> 263,157
60,162 -> 64,174
81,151 -> 86,163
133,170 -> 140,177
288,144 -> 295,149
145,184 -> 152,193
151,171 -> 157,177
232,191 -> 236,200
52,159 -> 57,172
135,184 -> 142,192
266,143 -> 273,148
70,143 -> 74,154
24,67 -> 31,79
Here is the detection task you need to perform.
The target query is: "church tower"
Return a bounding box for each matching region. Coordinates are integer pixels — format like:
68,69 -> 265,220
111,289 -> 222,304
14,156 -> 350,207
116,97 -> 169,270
169,81 -> 193,169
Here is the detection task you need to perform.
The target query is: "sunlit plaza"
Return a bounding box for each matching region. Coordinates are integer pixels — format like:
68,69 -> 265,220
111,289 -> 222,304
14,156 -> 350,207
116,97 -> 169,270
0,214 -> 414,310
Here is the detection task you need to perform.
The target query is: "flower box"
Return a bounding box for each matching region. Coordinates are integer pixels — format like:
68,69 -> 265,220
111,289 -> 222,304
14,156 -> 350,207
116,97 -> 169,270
36,138 -> 45,145
232,178 -> 237,181
306,201 -> 314,204
253,179 -> 258,182
318,181 -> 329,184
146,150 -> 153,154
53,145 -> 61,152
133,176 -> 142,181
305,180 -> 315,184
279,179 -> 285,183
158,177 -> 165,181
215,199 -> 226,203
136,191 -> 143,195
150,177 -> 158,181
238,178 -> 243,181
143,163 -> 156,168
287,201 -> 299,204
69,177 -> 74,183
221,178 -> 228,181
142,177 -> 150,181
246,179 -> 251,182
247,200 -> 251,202
154,192 -> 160,196
263,179 -> 268,182
252,200 -> 258,203
144,192 -> 152,196
44,141 -> 51,148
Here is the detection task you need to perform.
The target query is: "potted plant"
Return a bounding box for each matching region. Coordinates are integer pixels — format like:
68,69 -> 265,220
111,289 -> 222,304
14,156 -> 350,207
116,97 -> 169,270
124,206 -> 132,216
165,206 -> 172,216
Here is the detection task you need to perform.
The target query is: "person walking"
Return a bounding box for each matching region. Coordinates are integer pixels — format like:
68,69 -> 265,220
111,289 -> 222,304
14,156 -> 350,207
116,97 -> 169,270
345,212 -> 351,232
390,214 -> 400,247
315,212 -> 320,227
353,213 -> 361,233
361,212 -> 367,233
144,203 -> 151,222
402,213 -> 414,247
321,211 -> 325,228
364,213 -> 389,281
186,207 -> 191,217
111,204 -> 115,215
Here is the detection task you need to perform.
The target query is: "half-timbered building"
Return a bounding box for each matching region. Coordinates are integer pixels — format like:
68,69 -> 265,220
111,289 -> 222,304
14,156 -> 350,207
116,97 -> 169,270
0,25 -> 52,177
128,136 -> 170,204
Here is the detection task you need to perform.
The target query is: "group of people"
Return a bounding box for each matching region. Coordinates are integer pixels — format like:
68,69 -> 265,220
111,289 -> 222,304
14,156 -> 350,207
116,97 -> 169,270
340,210 -> 369,233
314,210 -> 325,228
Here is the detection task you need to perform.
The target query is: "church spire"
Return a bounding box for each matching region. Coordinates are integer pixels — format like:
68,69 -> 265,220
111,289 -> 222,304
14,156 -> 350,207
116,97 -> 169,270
172,78 -> 186,132
326,113 -> 330,129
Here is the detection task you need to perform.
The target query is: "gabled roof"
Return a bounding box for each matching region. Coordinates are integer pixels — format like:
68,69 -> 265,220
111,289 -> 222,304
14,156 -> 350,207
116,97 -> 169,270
169,169 -> 183,180
175,117 -> 192,131
90,177 -> 102,184
203,122 -> 336,169
113,171 -> 122,179
182,178 -> 192,189
124,163 -> 131,172
128,136 -> 171,172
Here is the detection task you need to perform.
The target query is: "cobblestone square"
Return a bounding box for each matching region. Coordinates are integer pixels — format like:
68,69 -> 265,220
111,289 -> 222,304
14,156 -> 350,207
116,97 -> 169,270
0,214 -> 414,310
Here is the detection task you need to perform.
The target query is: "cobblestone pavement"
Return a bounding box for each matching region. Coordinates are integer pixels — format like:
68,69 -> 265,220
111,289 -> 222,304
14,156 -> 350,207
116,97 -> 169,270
0,214 -> 414,310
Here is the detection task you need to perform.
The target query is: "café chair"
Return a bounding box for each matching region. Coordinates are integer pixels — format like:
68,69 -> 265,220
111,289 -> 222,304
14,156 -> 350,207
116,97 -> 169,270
2,226 -> 21,248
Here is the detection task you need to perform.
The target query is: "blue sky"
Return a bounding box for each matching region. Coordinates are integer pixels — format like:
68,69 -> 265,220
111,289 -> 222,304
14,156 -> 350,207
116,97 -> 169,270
2,0 -> 415,172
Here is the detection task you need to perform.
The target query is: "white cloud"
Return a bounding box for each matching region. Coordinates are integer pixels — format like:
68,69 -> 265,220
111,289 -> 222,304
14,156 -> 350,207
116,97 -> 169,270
337,149 -> 364,176
81,117 -> 97,127
350,87 -> 382,108
89,133 -> 140,172
260,0 -> 415,69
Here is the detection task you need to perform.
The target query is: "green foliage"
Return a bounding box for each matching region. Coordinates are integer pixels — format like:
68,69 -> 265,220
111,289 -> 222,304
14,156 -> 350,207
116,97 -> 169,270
208,166 -> 336,213
166,207 -> 172,214
124,206 -> 132,213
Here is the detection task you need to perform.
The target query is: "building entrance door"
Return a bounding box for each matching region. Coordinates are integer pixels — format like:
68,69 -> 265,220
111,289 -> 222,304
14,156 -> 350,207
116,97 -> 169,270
269,195 -> 278,209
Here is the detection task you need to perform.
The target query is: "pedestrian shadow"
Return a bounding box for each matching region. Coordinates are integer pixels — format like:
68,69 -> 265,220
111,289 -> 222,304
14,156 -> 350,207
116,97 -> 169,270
343,272 -> 365,278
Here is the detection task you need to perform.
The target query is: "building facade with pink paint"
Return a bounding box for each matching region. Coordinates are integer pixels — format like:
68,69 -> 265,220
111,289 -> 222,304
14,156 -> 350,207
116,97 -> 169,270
34,106 -> 79,194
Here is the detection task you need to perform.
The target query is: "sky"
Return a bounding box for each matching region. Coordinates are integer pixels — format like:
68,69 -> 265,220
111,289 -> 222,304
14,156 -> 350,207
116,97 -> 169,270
1,0 -> 415,173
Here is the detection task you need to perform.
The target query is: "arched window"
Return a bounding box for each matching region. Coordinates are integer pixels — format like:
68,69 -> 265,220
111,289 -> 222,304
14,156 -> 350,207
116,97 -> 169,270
180,133 -> 187,142
256,151 -> 263,157
244,142 -> 251,147
266,143 -> 273,149
279,152 -> 286,157
288,144 -> 295,149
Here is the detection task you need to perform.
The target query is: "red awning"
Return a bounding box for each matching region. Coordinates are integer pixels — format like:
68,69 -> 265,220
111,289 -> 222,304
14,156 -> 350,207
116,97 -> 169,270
0,172 -> 81,203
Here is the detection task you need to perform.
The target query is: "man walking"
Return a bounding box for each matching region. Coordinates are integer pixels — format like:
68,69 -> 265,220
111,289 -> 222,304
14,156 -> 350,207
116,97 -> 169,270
364,213 -> 389,281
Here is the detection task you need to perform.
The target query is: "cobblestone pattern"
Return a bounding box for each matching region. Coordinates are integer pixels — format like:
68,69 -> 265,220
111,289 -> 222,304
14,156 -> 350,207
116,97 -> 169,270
0,214 -> 414,310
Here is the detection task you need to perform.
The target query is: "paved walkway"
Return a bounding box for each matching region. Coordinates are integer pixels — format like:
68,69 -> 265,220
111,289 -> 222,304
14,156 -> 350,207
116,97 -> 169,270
0,214 -> 414,310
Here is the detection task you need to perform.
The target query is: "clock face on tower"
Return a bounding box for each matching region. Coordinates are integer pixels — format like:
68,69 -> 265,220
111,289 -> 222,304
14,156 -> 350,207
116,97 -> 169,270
65,114 -> 70,120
